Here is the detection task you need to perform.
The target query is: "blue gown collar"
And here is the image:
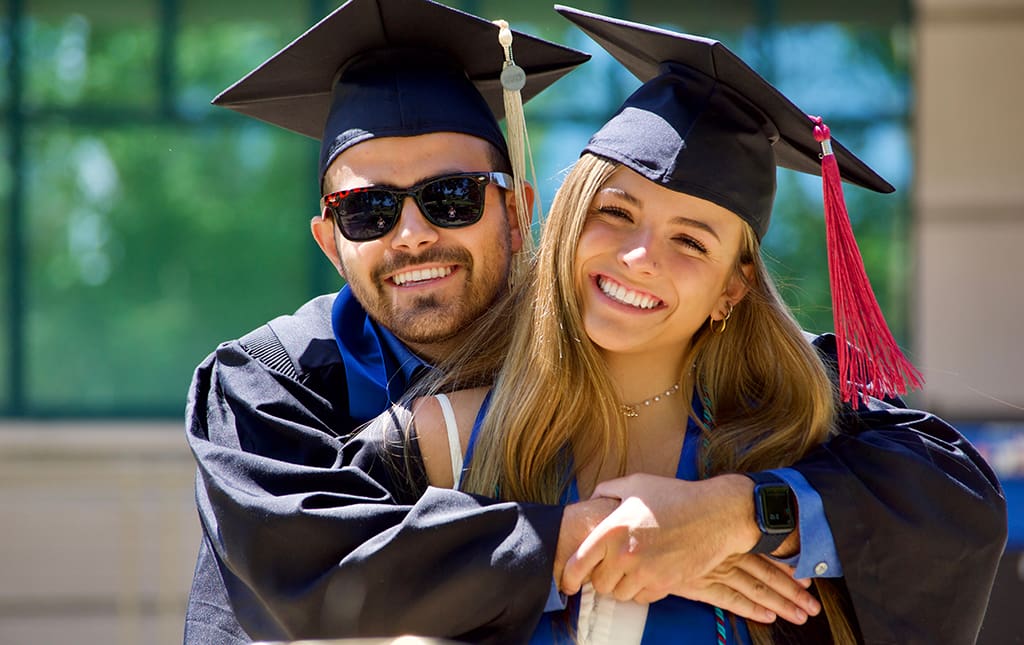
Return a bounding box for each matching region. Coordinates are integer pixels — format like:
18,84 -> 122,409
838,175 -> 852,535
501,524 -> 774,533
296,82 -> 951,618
331,286 -> 429,425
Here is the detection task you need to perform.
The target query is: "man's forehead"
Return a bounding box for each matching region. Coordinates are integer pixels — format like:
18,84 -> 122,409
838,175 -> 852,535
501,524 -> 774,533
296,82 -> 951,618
323,132 -> 497,191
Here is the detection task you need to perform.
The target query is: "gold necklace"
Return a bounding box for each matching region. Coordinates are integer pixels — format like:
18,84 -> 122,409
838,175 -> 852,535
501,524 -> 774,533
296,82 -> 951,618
620,382 -> 681,418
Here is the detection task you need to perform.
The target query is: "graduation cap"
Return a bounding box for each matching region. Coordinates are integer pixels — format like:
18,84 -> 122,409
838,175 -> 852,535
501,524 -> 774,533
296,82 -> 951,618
556,5 -> 922,403
212,0 -> 590,184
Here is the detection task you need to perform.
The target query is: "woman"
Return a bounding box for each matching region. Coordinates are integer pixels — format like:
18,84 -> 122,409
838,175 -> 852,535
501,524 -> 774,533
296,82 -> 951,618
414,157 -> 839,644
382,8 -> 922,644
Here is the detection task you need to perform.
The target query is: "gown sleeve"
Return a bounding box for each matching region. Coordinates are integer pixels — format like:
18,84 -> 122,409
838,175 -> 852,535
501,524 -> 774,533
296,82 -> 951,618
184,298 -> 562,644
789,334 -> 1008,645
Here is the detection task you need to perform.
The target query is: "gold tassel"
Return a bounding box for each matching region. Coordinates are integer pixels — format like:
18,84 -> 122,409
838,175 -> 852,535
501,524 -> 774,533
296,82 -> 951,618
493,20 -> 539,286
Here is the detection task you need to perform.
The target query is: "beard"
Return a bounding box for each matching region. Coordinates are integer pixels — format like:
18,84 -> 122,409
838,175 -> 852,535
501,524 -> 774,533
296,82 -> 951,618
386,290 -> 480,345
342,236 -> 512,351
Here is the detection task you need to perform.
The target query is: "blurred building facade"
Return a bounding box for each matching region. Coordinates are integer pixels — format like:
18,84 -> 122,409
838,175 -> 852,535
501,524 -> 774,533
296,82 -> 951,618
915,0 -> 1024,640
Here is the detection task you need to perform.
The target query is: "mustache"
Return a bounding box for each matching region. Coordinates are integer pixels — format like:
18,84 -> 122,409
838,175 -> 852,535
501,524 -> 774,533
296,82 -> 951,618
372,247 -> 474,282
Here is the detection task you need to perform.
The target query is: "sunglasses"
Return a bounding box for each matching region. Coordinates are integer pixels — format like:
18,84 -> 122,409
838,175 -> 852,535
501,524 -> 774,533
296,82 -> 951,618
322,171 -> 513,242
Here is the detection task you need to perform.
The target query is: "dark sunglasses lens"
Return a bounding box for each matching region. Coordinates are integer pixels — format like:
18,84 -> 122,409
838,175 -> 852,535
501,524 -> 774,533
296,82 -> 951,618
419,177 -> 485,227
334,191 -> 399,241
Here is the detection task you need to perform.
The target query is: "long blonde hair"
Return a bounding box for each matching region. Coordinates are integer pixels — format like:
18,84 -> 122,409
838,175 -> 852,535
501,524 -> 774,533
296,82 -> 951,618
429,153 -> 855,643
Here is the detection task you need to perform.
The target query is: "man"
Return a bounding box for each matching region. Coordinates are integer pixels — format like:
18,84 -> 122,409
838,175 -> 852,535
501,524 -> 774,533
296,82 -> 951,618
185,2 -> 592,642
185,1 -> 1006,643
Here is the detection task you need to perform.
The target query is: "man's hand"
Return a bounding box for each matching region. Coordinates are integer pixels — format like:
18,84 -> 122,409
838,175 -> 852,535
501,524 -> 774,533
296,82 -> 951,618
559,473 -> 820,625
663,552 -> 820,625
554,496 -> 618,587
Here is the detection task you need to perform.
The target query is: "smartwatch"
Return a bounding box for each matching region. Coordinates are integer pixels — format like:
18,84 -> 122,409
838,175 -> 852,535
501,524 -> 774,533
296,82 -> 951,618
745,471 -> 796,555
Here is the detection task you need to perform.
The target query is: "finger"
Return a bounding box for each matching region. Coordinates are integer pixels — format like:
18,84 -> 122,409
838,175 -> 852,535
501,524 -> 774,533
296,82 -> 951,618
762,556 -> 796,576
589,559 -> 626,596
702,583 -> 777,624
590,477 -> 629,500
734,571 -> 807,625
562,528 -> 609,594
610,569 -> 647,602
762,555 -> 811,589
719,563 -> 812,625
748,557 -> 821,617
632,587 -> 670,605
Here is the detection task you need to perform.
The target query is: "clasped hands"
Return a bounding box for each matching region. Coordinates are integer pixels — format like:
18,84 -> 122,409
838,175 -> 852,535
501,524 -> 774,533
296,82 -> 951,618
554,473 -> 821,625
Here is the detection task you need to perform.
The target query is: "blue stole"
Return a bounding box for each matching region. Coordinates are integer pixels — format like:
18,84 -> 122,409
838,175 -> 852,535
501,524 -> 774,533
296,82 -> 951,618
330,286 -> 428,426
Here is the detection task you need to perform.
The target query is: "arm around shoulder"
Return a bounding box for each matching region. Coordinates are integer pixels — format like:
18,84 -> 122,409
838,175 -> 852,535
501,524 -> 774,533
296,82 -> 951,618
189,354 -> 567,642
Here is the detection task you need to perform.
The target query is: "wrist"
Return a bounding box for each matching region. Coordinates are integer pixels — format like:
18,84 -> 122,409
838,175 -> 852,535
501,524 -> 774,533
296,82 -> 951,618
713,474 -> 762,555
774,527 -> 800,558
555,498 -> 616,581
744,471 -> 797,555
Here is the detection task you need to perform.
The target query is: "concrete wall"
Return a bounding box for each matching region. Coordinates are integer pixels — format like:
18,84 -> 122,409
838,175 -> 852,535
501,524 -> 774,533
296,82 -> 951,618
0,423 -> 198,645
914,1 -> 1024,636
915,0 -> 1024,420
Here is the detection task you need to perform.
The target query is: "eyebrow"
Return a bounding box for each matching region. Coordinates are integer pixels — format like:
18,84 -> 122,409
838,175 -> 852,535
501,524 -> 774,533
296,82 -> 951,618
597,187 -> 722,242
597,186 -> 642,208
669,215 -> 721,242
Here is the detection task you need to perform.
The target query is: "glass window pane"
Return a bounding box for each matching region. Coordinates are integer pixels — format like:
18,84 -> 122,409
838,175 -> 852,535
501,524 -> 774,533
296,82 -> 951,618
176,2 -> 308,122
176,2 -> 341,296
24,11 -> 160,109
771,24 -> 911,121
761,22 -> 912,342
24,125 -> 316,414
0,23 -> 8,107
767,153 -> 912,343
0,129 -> 10,413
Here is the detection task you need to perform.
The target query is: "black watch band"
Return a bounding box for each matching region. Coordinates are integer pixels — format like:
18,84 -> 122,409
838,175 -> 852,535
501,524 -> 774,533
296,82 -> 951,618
744,471 -> 796,555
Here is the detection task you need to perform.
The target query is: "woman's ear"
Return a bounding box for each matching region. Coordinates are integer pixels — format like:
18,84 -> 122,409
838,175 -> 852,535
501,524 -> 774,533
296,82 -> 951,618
311,211 -> 346,278
720,262 -> 753,312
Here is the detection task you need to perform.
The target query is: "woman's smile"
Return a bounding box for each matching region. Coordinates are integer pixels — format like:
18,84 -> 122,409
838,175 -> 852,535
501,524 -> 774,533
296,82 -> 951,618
594,274 -> 664,311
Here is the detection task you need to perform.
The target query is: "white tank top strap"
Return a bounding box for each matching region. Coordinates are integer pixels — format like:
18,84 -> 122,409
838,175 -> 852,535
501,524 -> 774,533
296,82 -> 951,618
434,393 -> 464,488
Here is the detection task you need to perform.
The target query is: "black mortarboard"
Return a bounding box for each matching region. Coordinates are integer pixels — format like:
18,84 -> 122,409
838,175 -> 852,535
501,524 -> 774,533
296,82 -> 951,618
213,0 -> 590,183
556,5 -> 893,241
557,5 -> 922,403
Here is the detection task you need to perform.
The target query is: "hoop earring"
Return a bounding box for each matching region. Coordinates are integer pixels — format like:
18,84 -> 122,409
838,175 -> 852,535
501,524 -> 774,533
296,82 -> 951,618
712,302 -> 734,334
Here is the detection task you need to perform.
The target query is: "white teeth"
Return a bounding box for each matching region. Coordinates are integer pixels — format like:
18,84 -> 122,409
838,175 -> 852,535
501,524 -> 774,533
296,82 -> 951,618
393,266 -> 453,286
597,276 -> 660,310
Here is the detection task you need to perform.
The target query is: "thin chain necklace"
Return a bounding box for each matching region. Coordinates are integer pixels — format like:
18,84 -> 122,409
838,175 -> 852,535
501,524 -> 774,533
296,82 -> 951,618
619,382 -> 681,418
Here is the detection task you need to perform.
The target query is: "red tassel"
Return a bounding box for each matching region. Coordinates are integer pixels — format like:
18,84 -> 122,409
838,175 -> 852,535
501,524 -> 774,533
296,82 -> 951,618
812,117 -> 924,404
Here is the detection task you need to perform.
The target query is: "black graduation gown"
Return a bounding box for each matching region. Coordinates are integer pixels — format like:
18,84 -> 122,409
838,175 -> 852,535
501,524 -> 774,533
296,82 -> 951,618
185,293 -> 563,644
184,292 -> 1007,645
791,338 -> 1008,644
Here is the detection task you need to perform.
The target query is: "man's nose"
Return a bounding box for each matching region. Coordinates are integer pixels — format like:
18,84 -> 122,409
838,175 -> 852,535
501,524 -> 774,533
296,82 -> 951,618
390,197 -> 440,251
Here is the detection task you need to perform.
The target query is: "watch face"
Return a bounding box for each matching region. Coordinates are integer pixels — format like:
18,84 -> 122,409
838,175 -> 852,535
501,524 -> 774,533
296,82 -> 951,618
757,485 -> 795,533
